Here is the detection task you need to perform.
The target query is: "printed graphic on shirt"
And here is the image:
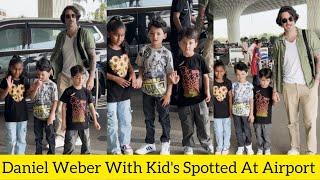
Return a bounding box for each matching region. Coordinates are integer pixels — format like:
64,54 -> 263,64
9,84 -> 25,102
33,81 -> 58,120
181,66 -> 200,97
109,54 -> 129,78
213,85 -> 228,102
255,90 -> 269,117
232,103 -> 250,116
232,81 -> 253,116
33,105 -> 51,120
138,46 -> 173,96
70,93 -> 87,123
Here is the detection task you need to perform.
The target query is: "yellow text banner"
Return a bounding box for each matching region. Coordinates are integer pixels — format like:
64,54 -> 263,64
0,155 -> 319,179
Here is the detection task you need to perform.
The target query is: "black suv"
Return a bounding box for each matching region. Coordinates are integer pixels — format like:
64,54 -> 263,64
0,18 -> 107,82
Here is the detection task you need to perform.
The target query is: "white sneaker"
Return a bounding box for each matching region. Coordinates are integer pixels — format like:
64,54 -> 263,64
121,145 -> 133,155
55,136 -> 65,148
246,144 -> 254,155
215,150 -> 222,155
221,149 -> 229,155
184,146 -> 193,155
204,145 -> 214,154
287,148 -> 300,155
160,141 -> 170,155
135,144 -> 156,155
265,149 -> 271,155
236,147 -> 245,155
256,149 -> 263,155
75,137 -> 82,146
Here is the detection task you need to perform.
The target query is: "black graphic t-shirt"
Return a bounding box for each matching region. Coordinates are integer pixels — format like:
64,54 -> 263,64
60,86 -> 93,130
213,79 -> 232,118
0,77 -> 29,122
176,54 -> 210,107
106,46 -> 131,102
253,86 -> 273,124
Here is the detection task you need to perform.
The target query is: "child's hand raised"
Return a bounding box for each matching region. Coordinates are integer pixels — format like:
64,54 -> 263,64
35,79 -> 43,88
169,71 -> 180,84
6,76 -> 14,89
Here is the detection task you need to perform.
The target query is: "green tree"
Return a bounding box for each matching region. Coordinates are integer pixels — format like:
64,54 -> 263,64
93,3 -> 107,22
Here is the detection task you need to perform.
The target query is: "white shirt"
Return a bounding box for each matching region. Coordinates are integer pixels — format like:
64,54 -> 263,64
283,39 -> 306,84
62,36 -> 79,77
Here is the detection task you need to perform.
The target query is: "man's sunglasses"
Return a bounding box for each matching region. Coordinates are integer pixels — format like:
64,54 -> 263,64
65,14 -> 76,19
281,16 -> 294,24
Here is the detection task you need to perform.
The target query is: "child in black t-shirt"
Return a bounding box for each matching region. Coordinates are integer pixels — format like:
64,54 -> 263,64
106,16 -> 137,155
212,60 -> 232,155
170,27 -> 213,155
0,55 -> 30,154
60,65 -> 101,154
253,68 -> 275,155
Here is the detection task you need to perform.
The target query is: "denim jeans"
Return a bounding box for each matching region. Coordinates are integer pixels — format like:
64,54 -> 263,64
107,99 -> 132,154
34,117 -> 55,154
214,118 -> 231,151
5,121 -> 27,154
63,129 -> 90,154
143,93 -> 170,144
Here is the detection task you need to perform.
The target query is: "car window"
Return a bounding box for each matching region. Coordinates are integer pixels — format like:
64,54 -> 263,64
83,26 -> 102,42
0,28 -> 25,51
30,28 -> 64,49
0,27 -> 25,76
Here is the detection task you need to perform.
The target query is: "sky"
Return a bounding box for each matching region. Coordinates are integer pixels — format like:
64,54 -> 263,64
1,0 -> 38,17
1,0 -> 307,38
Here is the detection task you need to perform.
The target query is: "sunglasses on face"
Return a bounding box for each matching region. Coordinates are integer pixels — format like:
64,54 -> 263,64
65,14 -> 76,19
281,16 -> 294,24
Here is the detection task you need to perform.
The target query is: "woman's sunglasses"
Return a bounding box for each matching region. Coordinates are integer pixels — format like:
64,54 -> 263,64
281,16 -> 294,24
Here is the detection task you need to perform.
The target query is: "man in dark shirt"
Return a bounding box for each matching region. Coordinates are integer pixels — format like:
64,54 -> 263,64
170,0 -> 196,65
